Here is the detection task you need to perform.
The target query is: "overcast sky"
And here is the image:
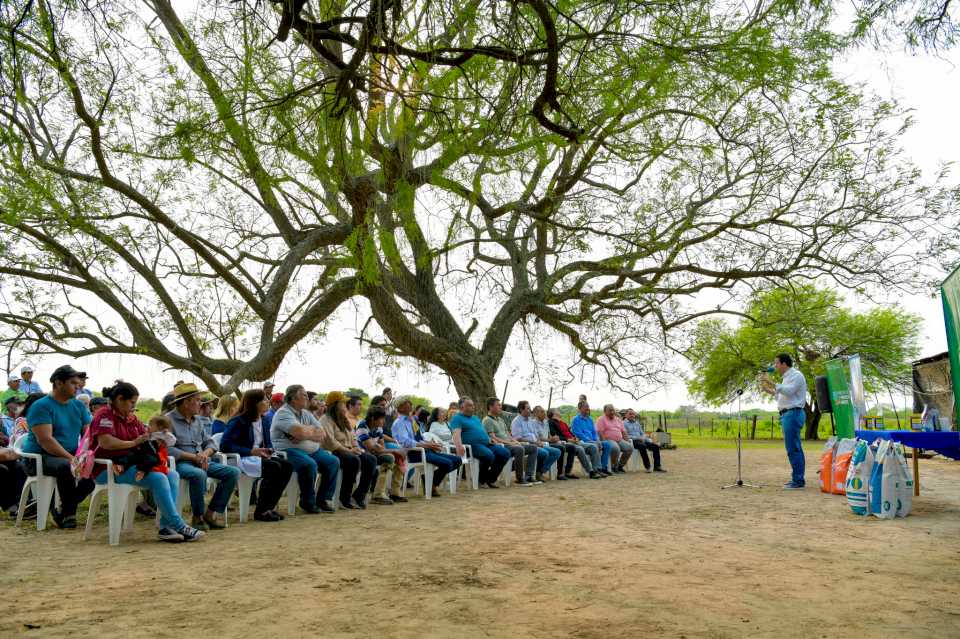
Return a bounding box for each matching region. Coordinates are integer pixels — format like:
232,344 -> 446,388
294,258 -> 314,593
9,37 -> 959,412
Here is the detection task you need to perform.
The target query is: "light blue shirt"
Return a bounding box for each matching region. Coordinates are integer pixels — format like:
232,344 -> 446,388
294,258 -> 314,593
20,380 -> 42,394
510,414 -> 540,444
391,414 -> 420,448
623,420 -> 646,440
571,413 -> 598,442
1,415 -> 14,437
775,367 -> 807,411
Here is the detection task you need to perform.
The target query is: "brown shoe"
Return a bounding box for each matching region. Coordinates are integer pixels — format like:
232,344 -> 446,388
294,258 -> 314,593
431,486 -> 442,497
201,512 -> 226,530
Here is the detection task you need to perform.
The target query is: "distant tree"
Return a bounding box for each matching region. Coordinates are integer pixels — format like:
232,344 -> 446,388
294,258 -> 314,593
686,285 -> 921,439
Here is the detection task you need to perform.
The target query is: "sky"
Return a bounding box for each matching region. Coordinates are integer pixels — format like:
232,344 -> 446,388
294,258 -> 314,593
7,29 -> 959,412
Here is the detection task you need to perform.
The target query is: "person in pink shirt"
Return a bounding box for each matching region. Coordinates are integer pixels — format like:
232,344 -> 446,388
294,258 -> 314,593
596,404 -> 633,474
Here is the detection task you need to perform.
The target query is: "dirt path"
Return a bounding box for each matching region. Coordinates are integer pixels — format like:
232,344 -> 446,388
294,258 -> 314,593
3,446 -> 959,638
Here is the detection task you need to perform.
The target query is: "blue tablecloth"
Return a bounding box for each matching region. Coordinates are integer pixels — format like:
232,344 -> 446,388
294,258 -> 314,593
855,430 -> 960,460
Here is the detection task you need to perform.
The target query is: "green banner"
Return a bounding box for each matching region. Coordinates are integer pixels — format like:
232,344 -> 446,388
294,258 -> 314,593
941,266 -> 960,423
826,358 -> 855,438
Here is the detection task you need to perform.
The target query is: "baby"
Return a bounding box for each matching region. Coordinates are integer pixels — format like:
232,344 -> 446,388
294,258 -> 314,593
116,415 -> 175,480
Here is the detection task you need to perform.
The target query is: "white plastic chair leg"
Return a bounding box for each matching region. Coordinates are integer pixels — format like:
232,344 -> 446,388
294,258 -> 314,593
332,469 -> 343,510
83,488 -> 105,541
108,487 -> 128,546
237,475 -> 255,523
286,472 -> 300,516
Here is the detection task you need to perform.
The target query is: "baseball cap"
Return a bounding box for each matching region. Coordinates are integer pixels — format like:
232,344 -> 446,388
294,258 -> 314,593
271,392 -> 284,403
21,365 -> 34,374
7,373 -> 20,383
4,395 -> 24,406
49,364 -> 87,383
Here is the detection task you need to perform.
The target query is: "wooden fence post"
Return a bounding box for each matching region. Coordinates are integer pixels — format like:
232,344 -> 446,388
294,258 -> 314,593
750,415 -> 757,440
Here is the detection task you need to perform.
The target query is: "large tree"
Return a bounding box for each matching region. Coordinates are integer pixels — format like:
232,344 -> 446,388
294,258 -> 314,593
686,284 -> 922,438
0,0 -> 950,399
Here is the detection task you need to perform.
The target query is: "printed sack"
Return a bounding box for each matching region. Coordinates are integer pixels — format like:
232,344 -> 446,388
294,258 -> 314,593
892,442 -> 913,518
819,436 -> 838,494
870,440 -> 897,519
831,438 -> 857,495
845,439 -> 874,516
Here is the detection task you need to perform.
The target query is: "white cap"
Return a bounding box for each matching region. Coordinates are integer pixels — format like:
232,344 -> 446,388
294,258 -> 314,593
7,373 -> 20,383
21,365 -> 34,373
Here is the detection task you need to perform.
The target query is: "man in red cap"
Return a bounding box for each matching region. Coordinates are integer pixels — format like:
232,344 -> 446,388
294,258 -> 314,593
263,391 -> 284,434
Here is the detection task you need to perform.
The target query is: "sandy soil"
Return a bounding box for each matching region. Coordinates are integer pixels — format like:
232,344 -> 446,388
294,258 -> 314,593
2,446 -> 959,638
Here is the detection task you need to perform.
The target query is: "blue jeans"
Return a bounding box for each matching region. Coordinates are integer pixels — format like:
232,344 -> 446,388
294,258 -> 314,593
781,408 -> 805,484
284,448 -> 340,506
591,440 -> 615,471
97,467 -> 186,530
175,460 -> 240,516
470,443 -> 512,484
533,445 -> 561,478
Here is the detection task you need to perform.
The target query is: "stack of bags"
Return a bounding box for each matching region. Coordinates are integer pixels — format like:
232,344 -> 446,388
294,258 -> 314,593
819,438 -> 913,518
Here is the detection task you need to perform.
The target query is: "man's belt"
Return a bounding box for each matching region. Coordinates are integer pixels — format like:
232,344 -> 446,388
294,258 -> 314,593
778,406 -> 804,416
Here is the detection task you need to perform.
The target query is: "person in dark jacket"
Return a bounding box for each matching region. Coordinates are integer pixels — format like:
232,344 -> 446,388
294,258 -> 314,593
221,389 -> 294,522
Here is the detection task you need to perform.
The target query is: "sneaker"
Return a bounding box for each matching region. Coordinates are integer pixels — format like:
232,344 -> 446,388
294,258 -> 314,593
372,497 -> 394,506
136,502 -> 157,518
389,494 -> 409,503
484,482 -> 500,489
589,471 -> 604,479
783,482 -> 805,490
645,468 -> 653,473
600,469 -> 613,477
653,467 -> 666,473
253,510 -> 282,522
301,503 -> 323,514
430,486 -> 442,497
556,475 -> 568,481
534,473 -> 545,483
190,516 -> 210,531
339,500 -> 357,510
566,473 -> 580,480
157,527 -> 185,542
353,497 -> 367,510
516,479 -> 534,487
177,524 -> 205,541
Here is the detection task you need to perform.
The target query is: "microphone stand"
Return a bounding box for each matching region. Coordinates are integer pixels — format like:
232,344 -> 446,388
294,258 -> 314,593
722,388 -> 762,490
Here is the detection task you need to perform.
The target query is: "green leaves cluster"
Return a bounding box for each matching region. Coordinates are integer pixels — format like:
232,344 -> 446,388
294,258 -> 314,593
686,284 -> 922,405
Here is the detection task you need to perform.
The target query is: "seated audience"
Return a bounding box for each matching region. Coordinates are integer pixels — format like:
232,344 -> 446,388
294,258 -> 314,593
623,409 -> 665,472
0,440 -> 27,517
2,395 -> 23,439
346,395 -> 364,429
167,382 -> 240,531
21,365 -> 95,529
596,404 -> 633,474
451,397 -> 510,489
426,407 -> 452,442
270,385 -> 340,514
2,373 -> 26,405
511,400 -> 559,482
356,406 -> 406,504
483,397 -> 537,486
532,405 -> 578,480
391,397 -> 461,497
91,382 -> 202,542
211,394 -> 238,435
221,388 -> 295,521
548,409 -> 603,479
319,391 -> 377,509
19,366 -> 42,394
571,401 -> 615,476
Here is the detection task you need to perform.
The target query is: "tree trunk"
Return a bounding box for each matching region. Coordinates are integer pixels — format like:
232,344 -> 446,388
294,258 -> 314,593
448,367 -> 497,416
804,402 -> 822,440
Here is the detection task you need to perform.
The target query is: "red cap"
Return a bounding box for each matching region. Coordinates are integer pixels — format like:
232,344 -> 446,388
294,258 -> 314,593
271,392 -> 284,403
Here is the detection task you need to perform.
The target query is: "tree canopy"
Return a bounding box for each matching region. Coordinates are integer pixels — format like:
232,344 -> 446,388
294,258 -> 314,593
0,0 -> 951,400
685,284 -> 921,435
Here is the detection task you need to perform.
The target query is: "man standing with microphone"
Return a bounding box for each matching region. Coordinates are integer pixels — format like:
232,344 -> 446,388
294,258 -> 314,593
761,353 -> 807,490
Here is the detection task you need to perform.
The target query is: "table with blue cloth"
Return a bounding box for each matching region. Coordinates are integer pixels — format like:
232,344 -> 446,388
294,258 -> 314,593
855,430 -> 960,496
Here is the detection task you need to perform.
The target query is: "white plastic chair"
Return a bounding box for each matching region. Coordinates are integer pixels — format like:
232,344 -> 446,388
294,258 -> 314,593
629,445 -> 643,472
274,450 -> 321,516
13,437 -> 58,531
212,433 -> 257,523
84,458 -> 142,546
402,447 -> 435,500
498,456 -> 515,487
444,444 -> 478,492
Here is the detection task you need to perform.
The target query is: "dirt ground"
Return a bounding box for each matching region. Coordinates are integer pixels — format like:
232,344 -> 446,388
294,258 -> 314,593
2,445 -> 959,638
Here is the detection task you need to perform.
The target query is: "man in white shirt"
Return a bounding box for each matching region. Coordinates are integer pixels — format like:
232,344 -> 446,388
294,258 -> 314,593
761,353 -> 807,489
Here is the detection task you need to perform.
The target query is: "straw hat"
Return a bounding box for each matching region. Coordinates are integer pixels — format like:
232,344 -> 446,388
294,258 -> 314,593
171,382 -> 203,403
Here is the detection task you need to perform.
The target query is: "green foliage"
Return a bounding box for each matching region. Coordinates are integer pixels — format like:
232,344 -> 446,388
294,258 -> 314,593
686,284 -> 922,406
